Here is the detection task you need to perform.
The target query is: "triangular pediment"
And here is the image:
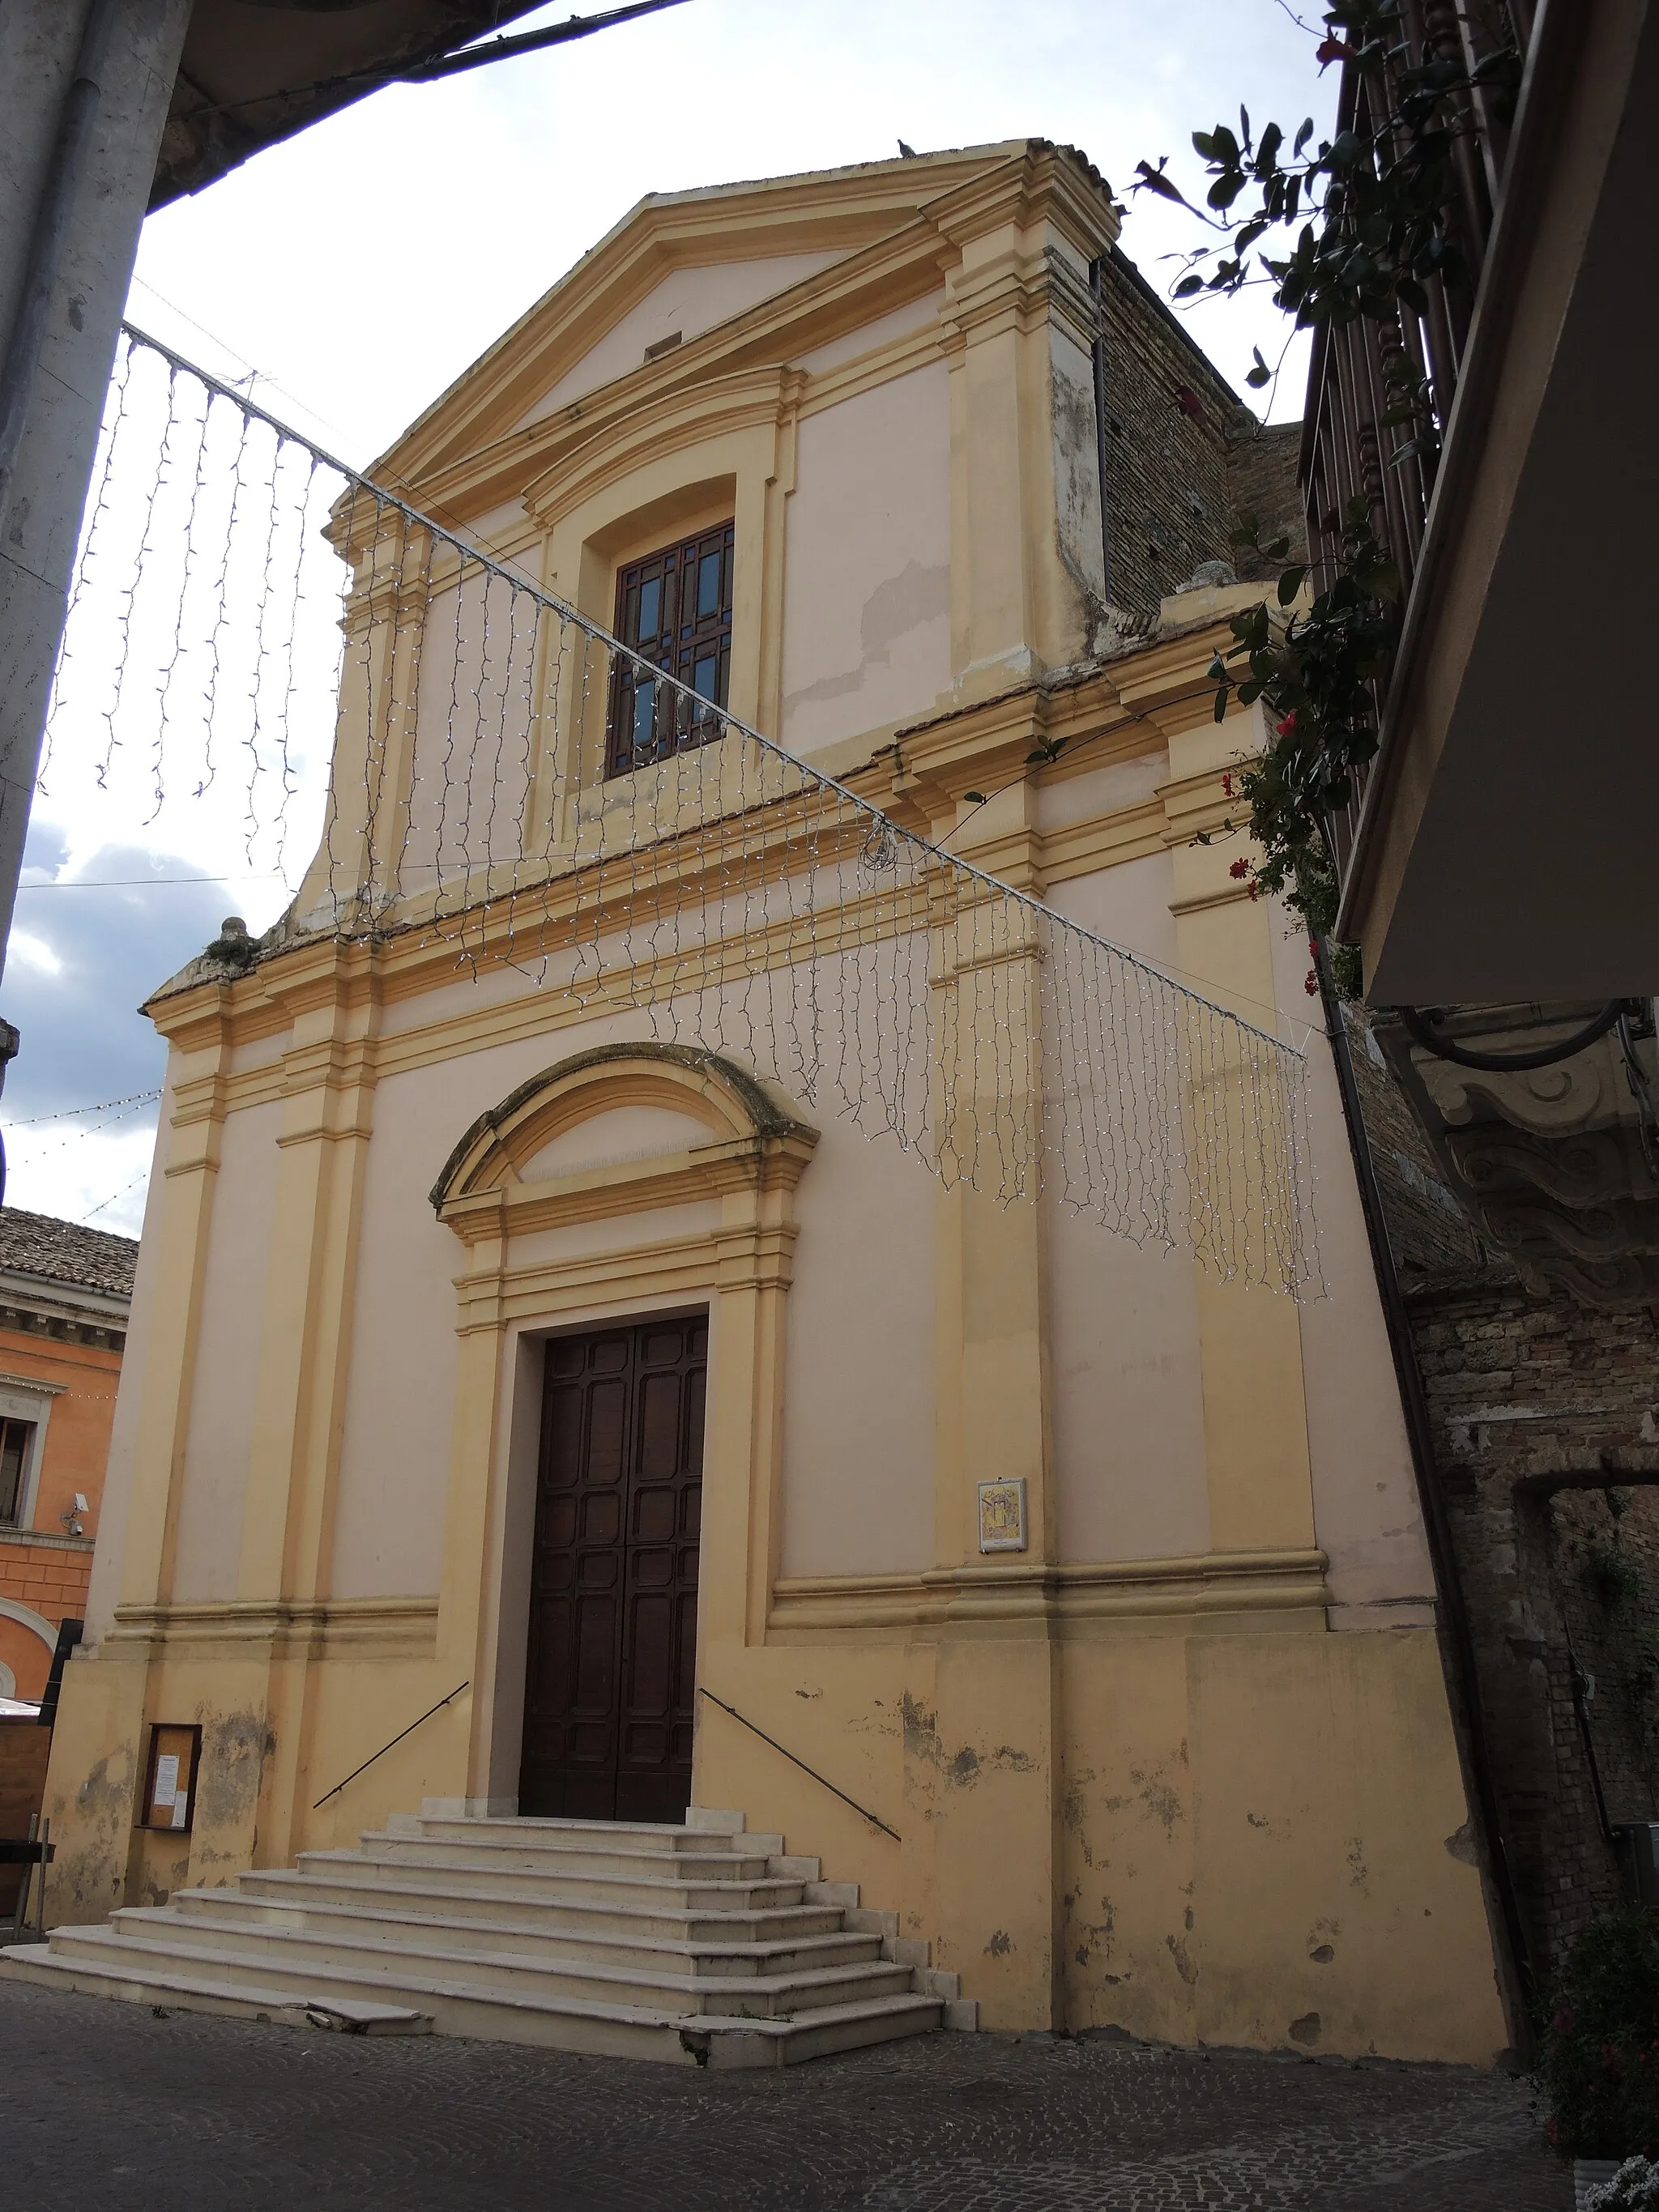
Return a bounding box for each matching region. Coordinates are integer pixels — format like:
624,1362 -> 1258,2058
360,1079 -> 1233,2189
366,141 -> 1035,519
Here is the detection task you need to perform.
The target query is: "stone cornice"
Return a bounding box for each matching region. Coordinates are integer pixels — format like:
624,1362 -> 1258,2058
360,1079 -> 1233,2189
139,617 -> 1265,1074
104,1595 -> 438,1661
767,1546 -> 1330,1639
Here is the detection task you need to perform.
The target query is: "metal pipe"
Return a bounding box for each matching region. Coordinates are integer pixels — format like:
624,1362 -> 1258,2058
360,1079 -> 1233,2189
1314,936 -> 1536,2032
0,0 -> 123,535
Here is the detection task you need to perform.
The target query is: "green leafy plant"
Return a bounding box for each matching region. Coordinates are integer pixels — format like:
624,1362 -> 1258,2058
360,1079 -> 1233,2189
203,917 -> 257,974
1209,497 -> 1398,965
1134,2 -> 1522,991
1134,0 -> 1520,368
1535,1910 -> 1659,2160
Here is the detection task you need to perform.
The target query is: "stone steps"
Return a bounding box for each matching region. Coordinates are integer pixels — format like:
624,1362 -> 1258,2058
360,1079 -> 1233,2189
0,1806 -> 974,2066
232,1865 -> 851,1943
292,1843 -> 811,1912
168,1886 -> 882,1976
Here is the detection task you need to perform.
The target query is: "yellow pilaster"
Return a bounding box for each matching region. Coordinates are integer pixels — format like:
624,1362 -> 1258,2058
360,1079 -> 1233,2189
231,955 -> 381,1869
117,1038 -> 229,1613
1162,701 -> 1316,1554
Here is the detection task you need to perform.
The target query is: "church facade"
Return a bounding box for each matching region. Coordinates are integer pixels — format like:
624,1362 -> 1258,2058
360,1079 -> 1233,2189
36,142 -> 1509,2061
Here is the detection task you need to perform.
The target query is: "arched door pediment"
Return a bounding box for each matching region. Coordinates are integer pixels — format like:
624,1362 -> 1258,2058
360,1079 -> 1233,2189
430,1043 -> 817,1244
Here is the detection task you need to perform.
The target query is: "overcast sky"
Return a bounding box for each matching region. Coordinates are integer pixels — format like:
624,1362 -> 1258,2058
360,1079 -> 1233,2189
6,0 -> 1336,1237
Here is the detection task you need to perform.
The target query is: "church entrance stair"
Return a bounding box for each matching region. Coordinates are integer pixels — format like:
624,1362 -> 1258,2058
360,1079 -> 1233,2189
0,1805 -> 972,2065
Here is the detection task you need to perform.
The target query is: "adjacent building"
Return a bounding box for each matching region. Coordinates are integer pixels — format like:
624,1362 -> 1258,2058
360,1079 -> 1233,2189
1291,2 -> 1659,2005
0,1208 -> 135,1704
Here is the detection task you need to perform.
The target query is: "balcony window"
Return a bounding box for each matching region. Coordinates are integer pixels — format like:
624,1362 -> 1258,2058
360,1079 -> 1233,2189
606,522 -> 735,778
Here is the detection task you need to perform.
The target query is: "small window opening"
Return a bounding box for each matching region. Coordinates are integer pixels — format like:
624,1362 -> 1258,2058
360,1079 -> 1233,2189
0,1417 -> 33,1524
606,521 -> 736,778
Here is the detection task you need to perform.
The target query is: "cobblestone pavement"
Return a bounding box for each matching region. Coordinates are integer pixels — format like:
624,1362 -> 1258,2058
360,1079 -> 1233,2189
1,1980 -> 1569,2211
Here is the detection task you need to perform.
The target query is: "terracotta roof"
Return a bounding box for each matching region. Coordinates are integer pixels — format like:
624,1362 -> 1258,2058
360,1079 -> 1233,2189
0,1208 -> 139,1302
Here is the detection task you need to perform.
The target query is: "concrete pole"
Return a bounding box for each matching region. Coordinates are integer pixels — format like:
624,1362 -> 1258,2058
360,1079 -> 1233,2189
0,0 -> 194,1037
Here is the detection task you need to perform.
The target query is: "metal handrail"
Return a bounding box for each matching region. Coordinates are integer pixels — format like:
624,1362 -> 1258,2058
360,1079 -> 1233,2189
697,1687 -> 899,1842
312,1681 -> 469,1809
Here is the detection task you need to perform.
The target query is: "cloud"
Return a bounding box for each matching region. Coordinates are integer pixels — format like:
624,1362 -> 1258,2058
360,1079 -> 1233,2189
4,833 -> 234,1122
2,835 -> 248,1233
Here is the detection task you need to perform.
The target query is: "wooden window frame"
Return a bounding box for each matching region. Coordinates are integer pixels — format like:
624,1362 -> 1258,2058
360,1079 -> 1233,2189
604,520 -> 736,778
0,1416 -> 35,1526
139,1722 -> 203,1835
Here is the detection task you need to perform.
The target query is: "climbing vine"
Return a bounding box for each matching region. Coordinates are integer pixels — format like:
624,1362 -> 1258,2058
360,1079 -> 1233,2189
1134,0 -> 1523,989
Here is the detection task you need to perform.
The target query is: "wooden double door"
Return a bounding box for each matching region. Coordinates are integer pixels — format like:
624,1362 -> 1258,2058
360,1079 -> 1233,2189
518,1315 -> 706,1822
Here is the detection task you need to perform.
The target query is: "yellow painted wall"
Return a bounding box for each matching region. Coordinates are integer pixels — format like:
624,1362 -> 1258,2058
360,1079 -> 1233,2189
39,142 -> 1511,2067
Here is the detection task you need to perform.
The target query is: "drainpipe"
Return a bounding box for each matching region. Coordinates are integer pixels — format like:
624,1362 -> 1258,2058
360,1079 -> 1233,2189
0,0 -> 123,534
1313,938 -> 1537,2034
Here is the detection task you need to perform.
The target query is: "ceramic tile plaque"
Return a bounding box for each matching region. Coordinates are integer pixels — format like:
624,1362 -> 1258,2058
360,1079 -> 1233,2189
977,1477 -> 1027,1553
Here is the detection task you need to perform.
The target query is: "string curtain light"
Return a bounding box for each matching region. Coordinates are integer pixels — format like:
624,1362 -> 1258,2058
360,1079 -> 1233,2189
37,325 -> 1321,1295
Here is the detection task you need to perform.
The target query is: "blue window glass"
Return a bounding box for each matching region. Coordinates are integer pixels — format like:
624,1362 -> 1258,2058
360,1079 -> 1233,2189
631,679 -> 656,754
609,521 -> 733,777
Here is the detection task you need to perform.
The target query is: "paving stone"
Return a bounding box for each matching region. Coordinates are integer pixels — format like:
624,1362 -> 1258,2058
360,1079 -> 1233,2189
0,1979 -> 1569,2210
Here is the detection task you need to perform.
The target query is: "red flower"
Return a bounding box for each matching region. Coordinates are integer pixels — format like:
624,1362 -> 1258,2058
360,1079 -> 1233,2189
1276,712 -> 1297,738
1229,859 -> 1250,880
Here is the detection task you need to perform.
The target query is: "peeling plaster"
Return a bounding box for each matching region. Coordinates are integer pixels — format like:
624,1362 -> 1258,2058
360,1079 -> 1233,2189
1444,1821 -> 1478,1865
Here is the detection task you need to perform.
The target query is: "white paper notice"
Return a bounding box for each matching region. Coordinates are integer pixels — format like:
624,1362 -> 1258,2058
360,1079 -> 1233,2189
153,1754 -> 179,1809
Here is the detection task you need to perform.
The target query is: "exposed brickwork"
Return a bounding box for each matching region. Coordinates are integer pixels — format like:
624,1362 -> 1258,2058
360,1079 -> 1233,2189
1342,1009 -> 1659,1979
1226,420 -> 1308,578
1550,1484 -> 1659,1827
1098,247 -> 1252,623
1344,1008 -> 1497,1285
1408,1285 -> 1659,1970
1094,252 -> 1309,624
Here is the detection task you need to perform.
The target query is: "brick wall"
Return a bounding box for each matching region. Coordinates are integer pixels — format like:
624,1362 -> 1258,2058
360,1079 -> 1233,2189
1344,1008 -> 1499,1286
1095,249 -> 1307,626
1226,420 -> 1308,578
1408,1284 -> 1659,1970
1341,1008 -> 1659,1978
1550,1485 -> 1659,1829
1098,248 -> 1248,623
0,1541 -> 92,1620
